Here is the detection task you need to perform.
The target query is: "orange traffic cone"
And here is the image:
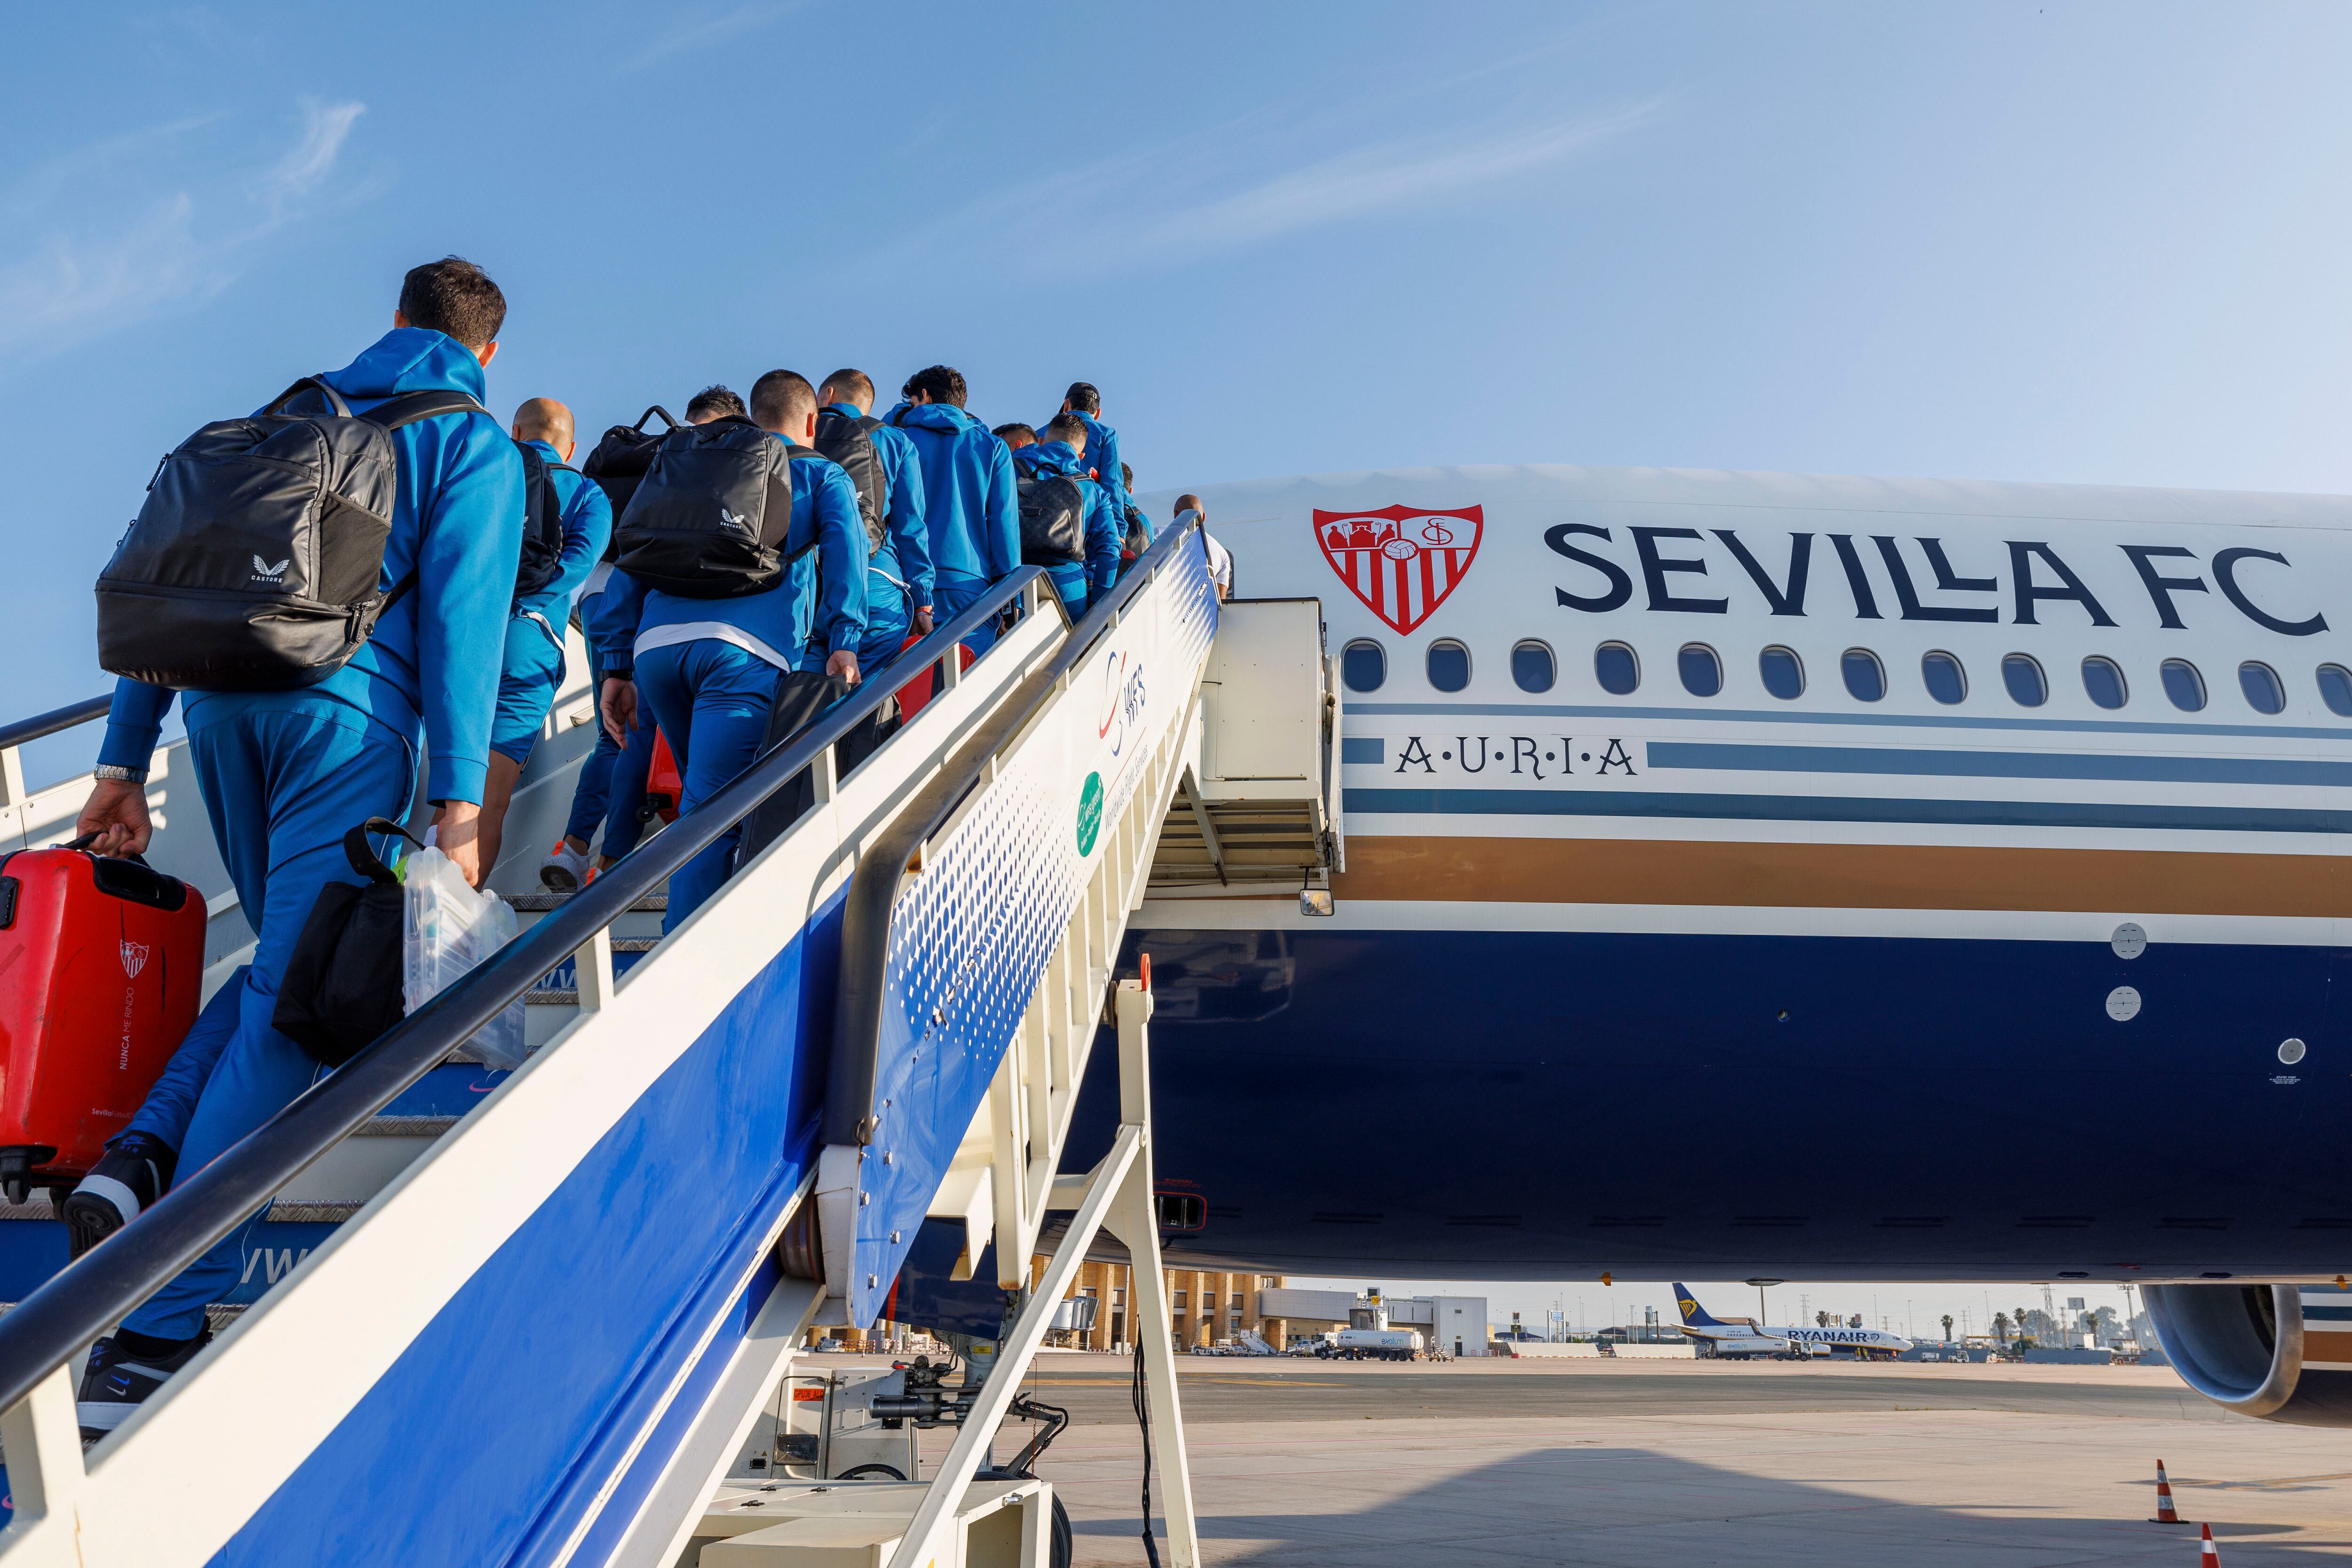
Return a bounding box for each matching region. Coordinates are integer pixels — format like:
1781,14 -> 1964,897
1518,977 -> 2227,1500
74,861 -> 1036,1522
2152,1459 -> 2185,1524
2200,1521 -> 2220,1564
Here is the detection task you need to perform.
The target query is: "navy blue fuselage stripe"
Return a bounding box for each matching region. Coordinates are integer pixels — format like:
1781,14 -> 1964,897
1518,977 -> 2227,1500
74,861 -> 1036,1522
1347,700 -> 2352,742
1343,786 -> 2352,834
1648,740 -> 2352,787
1340,737 -> 1386,764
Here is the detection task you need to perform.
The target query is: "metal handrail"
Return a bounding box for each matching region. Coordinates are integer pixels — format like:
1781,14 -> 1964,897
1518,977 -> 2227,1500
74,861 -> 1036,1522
824,515 -> 1208,1145
0,568 -> 1051,1419
0,694 -> 112,755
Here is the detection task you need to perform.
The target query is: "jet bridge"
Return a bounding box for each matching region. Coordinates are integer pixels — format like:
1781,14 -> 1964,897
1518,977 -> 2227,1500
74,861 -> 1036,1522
0,518 -> 1327,1568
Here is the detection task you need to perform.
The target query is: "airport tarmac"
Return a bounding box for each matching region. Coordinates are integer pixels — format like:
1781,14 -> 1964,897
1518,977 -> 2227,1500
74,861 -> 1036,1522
885,1354 -> 2352,1564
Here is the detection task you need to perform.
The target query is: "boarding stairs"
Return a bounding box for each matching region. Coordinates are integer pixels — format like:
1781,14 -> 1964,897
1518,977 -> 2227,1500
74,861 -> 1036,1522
0,517 -> 1322,1568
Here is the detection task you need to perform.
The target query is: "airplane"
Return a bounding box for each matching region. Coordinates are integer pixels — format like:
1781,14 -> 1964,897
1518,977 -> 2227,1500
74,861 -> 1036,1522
1035,461 -> 2352,1423
1672,1284 -> 1908,1358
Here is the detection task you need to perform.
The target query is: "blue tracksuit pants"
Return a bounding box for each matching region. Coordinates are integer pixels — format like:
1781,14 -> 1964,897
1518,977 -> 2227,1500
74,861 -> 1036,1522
934,570 -> 999,656
1042,563 -> 1087,619
634,640 -> 783,932
121,966 -> 249,1153
123,708 -> 417,1340
562,709 -> 655,860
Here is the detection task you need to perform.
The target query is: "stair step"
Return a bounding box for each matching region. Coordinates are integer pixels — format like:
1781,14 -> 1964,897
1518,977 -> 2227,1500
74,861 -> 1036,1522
525,988 -> 577,1007
267,1200 -> 362,1223
504,890 -> 667,913
358,1115 -> 458,1138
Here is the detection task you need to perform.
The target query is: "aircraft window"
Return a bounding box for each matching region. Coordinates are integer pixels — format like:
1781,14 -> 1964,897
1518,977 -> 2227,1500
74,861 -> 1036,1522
1758,646 -> 1804,700
2319,664 -> 2352,717
2001,654 -> 2047,707
1510,640 -> 1556,693
1341,639 -> 1386,693
1426,640 -> 1471,693
1921,651 -> 1967,705
1840,649 -> 1885,702
2161,658 -> 2206,712
2080,657 -> 2127,710
2239,661 -> 2286,715
1594,642 -> 1639,695
1677,643 -> 1723,697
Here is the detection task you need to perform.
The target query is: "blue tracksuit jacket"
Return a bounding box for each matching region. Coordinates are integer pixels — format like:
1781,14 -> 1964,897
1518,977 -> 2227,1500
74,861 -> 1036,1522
825,403 -> 933,666
601,449 -> 869,676
1013,440 -> 1120,610
881,401 -> 1019,588
1067,411 -> 1127,529
100,328 -> 524,804
516,438 -> 612,637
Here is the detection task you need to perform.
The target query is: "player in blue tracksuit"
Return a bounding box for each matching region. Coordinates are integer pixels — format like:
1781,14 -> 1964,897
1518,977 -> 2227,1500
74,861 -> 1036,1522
882,365 -> 1018,650
817,371 -> 933,677
543,389 -> 750,891
70,261 -> 524,1421
1006,415 -> 1121,615
478,397 -> 612,876
598,370 -> 867,929
1058,381 -> 1127,531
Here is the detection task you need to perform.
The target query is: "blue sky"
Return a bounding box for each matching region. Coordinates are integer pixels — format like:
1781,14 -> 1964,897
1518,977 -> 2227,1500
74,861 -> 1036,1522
12,1 -> 2352,772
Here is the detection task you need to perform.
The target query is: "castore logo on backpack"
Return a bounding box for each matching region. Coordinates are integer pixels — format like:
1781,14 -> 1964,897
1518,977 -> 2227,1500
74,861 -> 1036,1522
249,555 -> 291,583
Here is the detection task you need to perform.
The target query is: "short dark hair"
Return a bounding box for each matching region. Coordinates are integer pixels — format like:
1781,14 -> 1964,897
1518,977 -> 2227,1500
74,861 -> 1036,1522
398,256 -> 506,348
1120,462 -> 1133,488
993,422 -> 1038,445
903,365 -> 968,408
685,384 -> 747,421
749,369 -> 818,432
1042,413 -> 1089,447
819,368 -> 875,407
1063,382 -> 1101,414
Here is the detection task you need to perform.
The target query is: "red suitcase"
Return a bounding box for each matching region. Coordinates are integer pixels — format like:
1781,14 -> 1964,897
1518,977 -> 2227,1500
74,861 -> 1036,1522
892,636 -> 974,722
0,844 -> 207,1202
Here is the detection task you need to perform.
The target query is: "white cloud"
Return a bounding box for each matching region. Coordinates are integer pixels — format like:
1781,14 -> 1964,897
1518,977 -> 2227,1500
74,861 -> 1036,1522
619,1 -> 802,73
1132,102 -> 1664,256
0,99 -> 370,360
914,96 -> 1664,279
257,98 -> 365,213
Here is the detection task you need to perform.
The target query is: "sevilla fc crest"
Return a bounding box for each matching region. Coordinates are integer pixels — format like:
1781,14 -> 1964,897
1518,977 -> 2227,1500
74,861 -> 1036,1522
1313,504 -> 1484,635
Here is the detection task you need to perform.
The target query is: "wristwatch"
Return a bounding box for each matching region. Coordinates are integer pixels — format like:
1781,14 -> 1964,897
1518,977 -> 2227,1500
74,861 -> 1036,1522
93,764 -> 148,783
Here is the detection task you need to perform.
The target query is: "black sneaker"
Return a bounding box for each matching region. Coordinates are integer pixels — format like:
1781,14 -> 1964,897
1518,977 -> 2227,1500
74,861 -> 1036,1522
62,1134 -> 177,1261
77,1328 -> 209,1439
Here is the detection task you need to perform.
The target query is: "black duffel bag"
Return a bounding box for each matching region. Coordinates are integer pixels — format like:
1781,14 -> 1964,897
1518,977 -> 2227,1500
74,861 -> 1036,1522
273,817 -> 421,1067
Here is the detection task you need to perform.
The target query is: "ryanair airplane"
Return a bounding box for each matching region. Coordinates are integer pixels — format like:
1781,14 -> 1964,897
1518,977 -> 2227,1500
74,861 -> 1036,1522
1672,1284 -> 1908,1358
1117,463 -> 2352,1292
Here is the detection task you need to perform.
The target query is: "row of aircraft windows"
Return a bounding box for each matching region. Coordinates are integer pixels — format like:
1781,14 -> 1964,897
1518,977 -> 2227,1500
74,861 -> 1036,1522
1339,637 -> 2352,717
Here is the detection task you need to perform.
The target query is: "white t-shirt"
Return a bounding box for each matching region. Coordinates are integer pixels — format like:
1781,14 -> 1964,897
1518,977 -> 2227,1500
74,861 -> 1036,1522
1202,531 -> 1234,596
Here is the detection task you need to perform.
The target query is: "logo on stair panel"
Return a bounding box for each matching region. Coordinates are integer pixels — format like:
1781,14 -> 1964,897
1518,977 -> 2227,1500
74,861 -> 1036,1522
1314,503 -> 1483,635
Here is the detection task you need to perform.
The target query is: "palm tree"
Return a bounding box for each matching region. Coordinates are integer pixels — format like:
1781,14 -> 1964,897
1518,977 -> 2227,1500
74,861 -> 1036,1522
1941,1314 -> 1954,1343
1993,1312 -> 2010,1345
1816,1310 -> 1830,1328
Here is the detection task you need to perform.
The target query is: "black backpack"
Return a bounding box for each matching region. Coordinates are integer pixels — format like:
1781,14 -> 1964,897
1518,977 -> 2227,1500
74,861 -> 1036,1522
96,377 -> 488,691
611,416 -> 804,599
812,410 -> 889,555
512,441 -> 573,598
580,406 -> 679,564
1017,470 -> 1088,566
1119,503 -> 1151,562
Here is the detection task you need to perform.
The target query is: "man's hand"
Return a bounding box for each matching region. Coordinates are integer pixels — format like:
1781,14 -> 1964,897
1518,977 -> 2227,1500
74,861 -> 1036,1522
437,800 -> 485,887
75,779 -> 153,858
911,607 -> 934,637
600,677 -> 637,744
826,649 -> 861,687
